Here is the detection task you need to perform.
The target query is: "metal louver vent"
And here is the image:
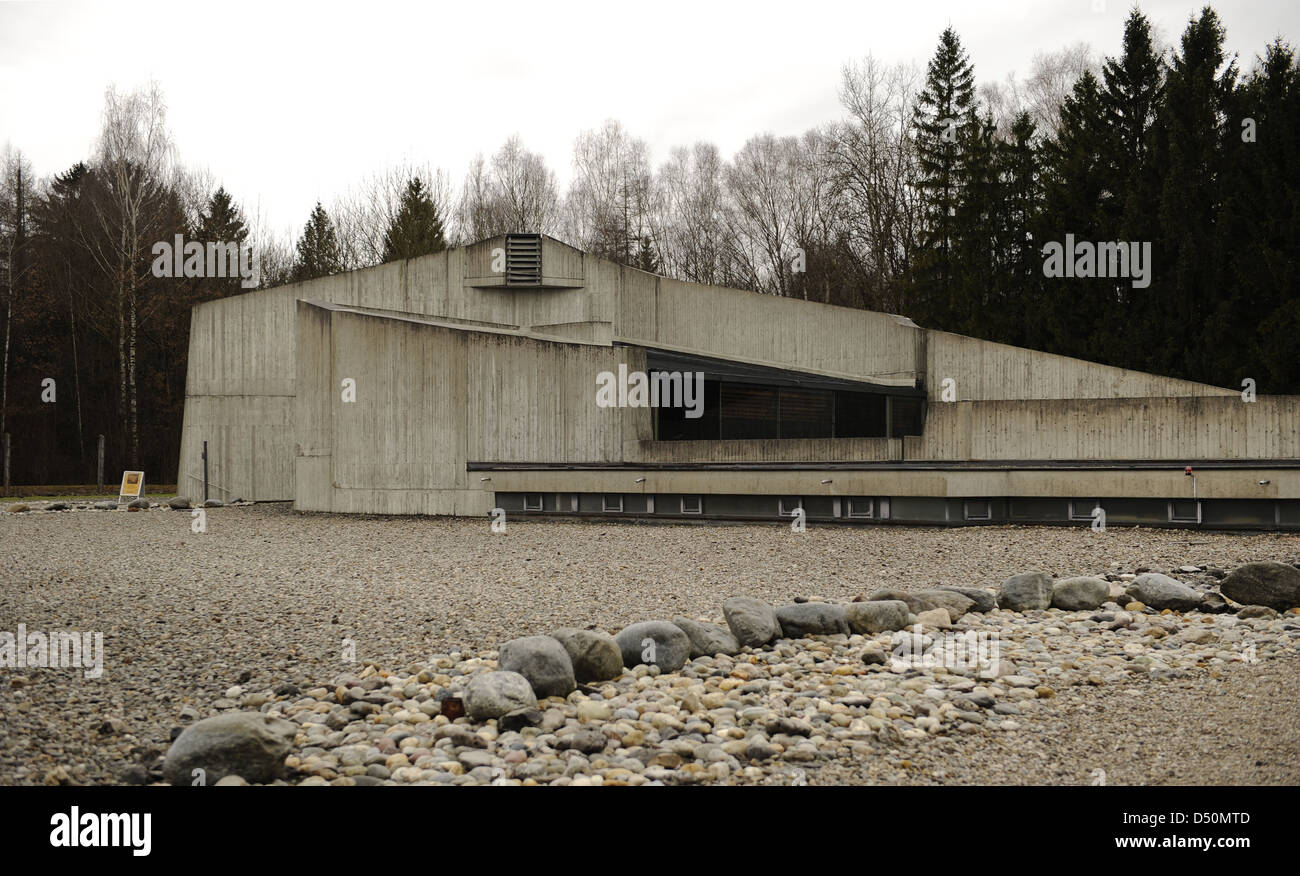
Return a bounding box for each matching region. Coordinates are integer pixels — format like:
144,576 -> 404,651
505,233 -> 542,285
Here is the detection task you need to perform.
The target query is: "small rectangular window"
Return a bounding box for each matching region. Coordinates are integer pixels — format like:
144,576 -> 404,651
523,494 -> 543,512
846,498 -> 874,518
779,497 -> 803,516
681,495 -> 702,514
964,499 -> 991,520
602,494 -> 624,512
1069,500 -> 1099,521
1169,500 -> 1200,523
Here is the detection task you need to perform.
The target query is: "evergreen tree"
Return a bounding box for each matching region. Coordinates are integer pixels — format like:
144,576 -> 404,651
910,27 -> 978,329
292,202 -> 342,282
197,186 -> 248,244
1149,7 -> 1237,382
381,177 -> 446,263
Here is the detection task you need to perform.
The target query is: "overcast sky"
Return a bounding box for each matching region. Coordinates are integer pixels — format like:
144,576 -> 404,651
2,0 -> 1297,235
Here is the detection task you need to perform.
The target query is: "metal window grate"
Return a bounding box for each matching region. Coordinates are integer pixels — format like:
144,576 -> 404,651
505,233 -> 542,285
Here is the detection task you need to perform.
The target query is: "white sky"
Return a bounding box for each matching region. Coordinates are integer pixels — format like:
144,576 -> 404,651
2,0 -> 1297,235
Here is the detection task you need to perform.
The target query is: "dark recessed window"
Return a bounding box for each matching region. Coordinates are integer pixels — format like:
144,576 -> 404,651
1069,500 -> 1098,521
890,396 -> 926,438
1169,500 -> 1200,523
779,387 -> 833,439
523,493 -> 543,511
680,495 -> 702,514
835,391 -> 887,438
964,499 -> 991,520
846,497 -> 874,518
602,494 -> 624,512
719,383 -> 779,440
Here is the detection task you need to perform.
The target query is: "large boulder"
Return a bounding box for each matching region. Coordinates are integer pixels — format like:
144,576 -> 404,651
775,603 -> 850,638
614,621 -> 691,672
167,495 -> 191,510
464,671 -> 538,721
1052,576 -> 1110,611
549,628 -> 623,682
997,572 -> 1053,611
722,597 -> 780,648
163,712 -> 296,786
1125,573 -> 1202,612
1220,562 -> 1300,611
866,589 -> 938,614
915,589 -> 975,620
844,600 -> 911,634
671,617 -> 740,658
497,635 -> 576,699
935,586 -> 997,613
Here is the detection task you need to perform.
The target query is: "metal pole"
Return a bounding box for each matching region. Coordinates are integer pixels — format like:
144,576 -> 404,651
97,434 -> 105,493
202,440 -> 209,503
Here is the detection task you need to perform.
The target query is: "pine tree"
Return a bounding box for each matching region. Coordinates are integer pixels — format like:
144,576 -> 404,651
1150,7 -> 1237,382
292,202 -> 343,282
197,187 -> 248,244
910,27 -> 978,329
382,177 -> 446,263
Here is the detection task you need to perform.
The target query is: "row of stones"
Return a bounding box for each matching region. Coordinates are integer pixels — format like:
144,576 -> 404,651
459,560 -> 1300,724
6,496 -> 235,512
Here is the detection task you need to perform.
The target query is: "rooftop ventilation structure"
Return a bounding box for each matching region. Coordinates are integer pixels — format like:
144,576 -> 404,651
505,233 -> 542,285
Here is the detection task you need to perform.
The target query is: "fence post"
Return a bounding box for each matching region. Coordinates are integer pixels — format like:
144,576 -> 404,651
97,434 -> 105,493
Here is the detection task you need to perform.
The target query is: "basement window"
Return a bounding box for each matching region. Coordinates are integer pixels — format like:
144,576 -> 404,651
504,233 -> 542,285
964,499 -> 992,520
1069,500 -> 1099,521
779,497 -> 803,517
1168,500 -> 1201,523
846,498 -> 874,519
523,493 -> 543,512
602,494 -> 624,513
681,495 -> 702,514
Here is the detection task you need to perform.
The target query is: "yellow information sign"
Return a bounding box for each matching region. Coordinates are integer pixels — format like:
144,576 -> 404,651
119,471 -> 145,501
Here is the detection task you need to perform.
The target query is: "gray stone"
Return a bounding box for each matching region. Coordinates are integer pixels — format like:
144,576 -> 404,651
844,600 -> 910,634
167,496 -> 191,510
44,501 -> 71,511
1052,576 -> 1110,611
775,603 -> 849,638
203,499 -> 225,508
498,635 -> 576,698
614,621 -> 691,672
1126,573 -> 1202,611
915,588 -> 976,620
671,617 -> 740,657
549,628 -> 623,682
163,712 -> 296,786
93,501 -> 117,510
498,707 -> 543,732
1236,605 -> 1279,620
1221,562 -> 1300,611
127,498 -> 149,510
463,671 -> 538,721
936,587 -> 997,613
998,572 -> 1053,611
722,597 -> 780,648
866,589 -> 938,614
555,728 -> 608,754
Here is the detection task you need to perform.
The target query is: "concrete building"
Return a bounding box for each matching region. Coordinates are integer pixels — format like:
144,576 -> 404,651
178,234 -> 1300,529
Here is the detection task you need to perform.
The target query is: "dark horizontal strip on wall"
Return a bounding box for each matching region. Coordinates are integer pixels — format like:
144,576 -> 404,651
469,459 -> 1300,472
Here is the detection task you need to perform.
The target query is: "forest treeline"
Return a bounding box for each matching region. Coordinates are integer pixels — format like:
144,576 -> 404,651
0,5 -> 1296,486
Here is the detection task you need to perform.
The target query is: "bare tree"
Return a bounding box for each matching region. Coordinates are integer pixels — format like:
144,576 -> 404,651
652,142 -> 729,285
0,144 -> 37,444
456,136 -> 560,241
829,55 -> 923,313
563,119 -> 654,264
77,83 -> 175,467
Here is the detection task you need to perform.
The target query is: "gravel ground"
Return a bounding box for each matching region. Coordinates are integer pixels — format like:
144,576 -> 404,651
1,502 -> 1297,785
